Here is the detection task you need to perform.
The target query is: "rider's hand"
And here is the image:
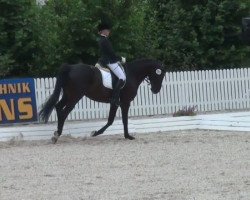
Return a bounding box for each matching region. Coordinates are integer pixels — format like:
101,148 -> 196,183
95,63 -> 101,68
121,57 -> 126,64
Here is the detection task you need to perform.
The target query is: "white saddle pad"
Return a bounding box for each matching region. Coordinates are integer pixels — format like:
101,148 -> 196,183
99,68 -> 113,89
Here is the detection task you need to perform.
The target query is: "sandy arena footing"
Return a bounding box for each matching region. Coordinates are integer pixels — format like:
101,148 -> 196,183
0,130 -> 249,200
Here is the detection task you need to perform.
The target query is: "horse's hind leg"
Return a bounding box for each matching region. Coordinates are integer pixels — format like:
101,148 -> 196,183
52,95 -> 67,143
52,96 -> 78,144
91,104 -> 118,137
55,95 -> 67,120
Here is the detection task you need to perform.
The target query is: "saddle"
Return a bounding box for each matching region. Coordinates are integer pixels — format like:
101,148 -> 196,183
95,63 -> 125,89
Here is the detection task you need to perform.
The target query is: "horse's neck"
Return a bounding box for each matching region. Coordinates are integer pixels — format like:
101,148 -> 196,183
127,62 -> 150,84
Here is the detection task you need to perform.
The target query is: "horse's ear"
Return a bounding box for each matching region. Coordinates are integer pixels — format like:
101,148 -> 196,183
161,62 -> 166,72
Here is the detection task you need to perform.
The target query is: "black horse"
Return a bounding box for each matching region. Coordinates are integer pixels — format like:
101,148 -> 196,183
39,59 -> 166,143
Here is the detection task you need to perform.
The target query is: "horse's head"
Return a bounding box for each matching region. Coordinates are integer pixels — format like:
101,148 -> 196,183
147,61 -> 166,94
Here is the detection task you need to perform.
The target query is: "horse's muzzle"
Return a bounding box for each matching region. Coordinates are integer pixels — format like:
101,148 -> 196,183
151,87 -> 160,94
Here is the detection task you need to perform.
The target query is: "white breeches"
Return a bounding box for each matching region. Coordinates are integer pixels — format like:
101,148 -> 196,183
107,63 -> 126,81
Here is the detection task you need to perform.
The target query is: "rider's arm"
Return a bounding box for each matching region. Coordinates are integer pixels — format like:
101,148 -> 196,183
101,38 -> 122,62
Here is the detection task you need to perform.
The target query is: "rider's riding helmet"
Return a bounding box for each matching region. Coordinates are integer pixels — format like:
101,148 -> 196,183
98,22 -> 111,32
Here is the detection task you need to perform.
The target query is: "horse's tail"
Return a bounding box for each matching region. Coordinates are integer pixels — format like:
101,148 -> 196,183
39,64 -> 70,123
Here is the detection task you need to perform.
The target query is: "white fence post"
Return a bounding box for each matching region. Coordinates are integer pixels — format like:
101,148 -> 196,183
35,68 -> 250,122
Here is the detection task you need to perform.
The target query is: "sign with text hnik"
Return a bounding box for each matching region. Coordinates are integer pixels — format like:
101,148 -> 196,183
0,78 -> 38,124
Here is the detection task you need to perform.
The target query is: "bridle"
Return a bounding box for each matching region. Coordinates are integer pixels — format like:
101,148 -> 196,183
145,77 -> 150,85
144,63 -> 165,85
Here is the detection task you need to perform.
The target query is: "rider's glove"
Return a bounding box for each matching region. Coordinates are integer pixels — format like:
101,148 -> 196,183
95,63 -> 101,68
121,57 -> 126,64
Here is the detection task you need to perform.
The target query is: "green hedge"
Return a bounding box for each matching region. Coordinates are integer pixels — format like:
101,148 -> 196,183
0,0 -> 249,77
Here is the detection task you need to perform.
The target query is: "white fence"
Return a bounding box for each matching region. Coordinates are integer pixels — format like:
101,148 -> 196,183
35,68 -> 250,122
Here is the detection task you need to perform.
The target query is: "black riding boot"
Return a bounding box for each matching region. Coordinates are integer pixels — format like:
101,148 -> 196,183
111,79 -> 124,106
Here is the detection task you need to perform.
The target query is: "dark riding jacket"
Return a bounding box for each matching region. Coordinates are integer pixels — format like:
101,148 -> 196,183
98,35 -> 122,66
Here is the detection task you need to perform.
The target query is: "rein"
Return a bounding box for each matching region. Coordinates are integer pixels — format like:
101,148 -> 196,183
145,77 -> 150,85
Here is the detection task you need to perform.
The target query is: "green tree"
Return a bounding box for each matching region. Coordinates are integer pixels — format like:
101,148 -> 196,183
0,0 -> 36,77
31,0 -> 148,76
31,0 -> 95,76
149,0 -> 250,71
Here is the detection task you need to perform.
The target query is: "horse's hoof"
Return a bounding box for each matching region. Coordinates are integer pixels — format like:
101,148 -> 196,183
54,131 -> 59,137
125,135 -> 135,140
90,131 -> 97,137
51,136 -> 58,144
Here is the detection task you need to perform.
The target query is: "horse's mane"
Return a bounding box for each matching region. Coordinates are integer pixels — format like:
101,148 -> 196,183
128,58 -> 156,64
126,58 -> 162,68
67,58 -> 160,68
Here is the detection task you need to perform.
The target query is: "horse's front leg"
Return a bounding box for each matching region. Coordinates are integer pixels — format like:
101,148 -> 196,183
121,102 -> 135,140
91,104 -> 118,137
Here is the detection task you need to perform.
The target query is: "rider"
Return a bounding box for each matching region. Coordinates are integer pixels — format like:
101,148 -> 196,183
96,22 -> 126,106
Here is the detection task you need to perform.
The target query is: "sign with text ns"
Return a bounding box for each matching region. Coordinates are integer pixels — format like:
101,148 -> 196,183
0,78 -> 37,124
